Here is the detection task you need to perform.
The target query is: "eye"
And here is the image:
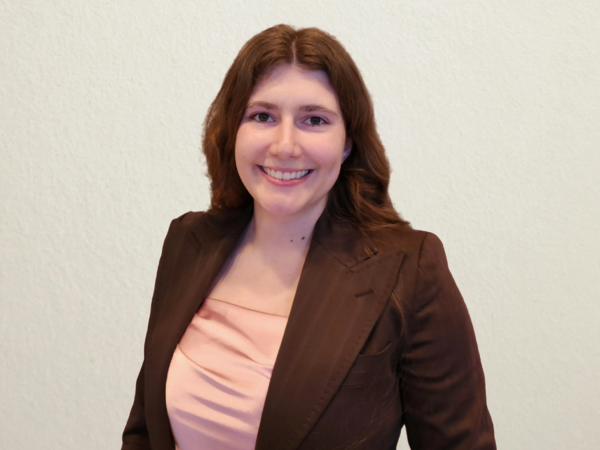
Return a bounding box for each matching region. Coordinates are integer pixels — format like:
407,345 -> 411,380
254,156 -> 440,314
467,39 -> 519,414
251,112 -> 273,123
304,116 -> 327,126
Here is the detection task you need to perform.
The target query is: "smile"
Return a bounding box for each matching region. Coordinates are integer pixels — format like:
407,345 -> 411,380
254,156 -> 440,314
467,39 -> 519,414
259,166 -> 313,181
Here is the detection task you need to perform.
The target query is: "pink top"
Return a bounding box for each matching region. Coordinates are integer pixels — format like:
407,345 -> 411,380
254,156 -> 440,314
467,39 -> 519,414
165,298 -> 288,450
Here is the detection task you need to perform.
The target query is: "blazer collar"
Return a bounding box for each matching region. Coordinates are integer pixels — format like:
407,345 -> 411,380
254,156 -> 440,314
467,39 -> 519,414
150,205 -> 404,450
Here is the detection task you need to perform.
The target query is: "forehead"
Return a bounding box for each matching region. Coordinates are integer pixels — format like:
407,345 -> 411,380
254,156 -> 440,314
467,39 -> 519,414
249,65 -> 340,109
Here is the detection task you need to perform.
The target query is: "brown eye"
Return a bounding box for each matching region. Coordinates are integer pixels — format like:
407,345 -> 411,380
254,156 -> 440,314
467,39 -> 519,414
310,116 -> 322,125
257,113 -> 270,122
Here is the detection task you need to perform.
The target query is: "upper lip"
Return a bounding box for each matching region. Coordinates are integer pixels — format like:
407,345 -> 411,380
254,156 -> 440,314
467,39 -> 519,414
259,165 -> 313,172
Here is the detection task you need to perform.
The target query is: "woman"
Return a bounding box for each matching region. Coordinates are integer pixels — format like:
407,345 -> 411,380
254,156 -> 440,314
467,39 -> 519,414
122,25 -> 496,450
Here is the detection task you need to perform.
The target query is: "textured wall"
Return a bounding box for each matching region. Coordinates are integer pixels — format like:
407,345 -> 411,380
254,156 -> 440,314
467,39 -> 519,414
1,1 -> 599,449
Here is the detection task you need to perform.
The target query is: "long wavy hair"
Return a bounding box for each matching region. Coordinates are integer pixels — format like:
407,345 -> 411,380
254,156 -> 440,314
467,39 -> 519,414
202,24 -> 409,233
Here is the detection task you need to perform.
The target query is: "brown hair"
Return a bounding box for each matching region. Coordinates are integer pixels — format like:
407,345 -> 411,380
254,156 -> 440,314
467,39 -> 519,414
201,24 -> 409,232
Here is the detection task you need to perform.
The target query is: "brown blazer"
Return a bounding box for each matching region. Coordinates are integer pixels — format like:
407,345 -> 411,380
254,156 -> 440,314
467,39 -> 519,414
122,206 -> 496,450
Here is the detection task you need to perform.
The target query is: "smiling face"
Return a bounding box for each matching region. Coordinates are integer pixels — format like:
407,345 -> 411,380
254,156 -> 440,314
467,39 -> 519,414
235,64 -> 352,221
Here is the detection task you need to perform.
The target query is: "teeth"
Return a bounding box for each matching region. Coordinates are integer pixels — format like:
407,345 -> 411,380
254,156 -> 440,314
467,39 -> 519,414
262,167 -> 310,180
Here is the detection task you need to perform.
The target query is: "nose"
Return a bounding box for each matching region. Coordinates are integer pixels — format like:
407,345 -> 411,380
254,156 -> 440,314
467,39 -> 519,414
271,116 -> 301,159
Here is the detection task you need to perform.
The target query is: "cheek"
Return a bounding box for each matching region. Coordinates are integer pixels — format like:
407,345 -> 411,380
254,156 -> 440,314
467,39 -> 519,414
235,127 -> 265,164
310,129 -> 346,162
234,131 -> 253,167
325,164 -> 342,185
310,139 -> 344,172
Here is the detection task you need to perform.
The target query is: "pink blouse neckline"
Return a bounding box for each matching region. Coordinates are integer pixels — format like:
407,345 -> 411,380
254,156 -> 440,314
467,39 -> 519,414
206,297 -> 290,318
166,297 -> 288,450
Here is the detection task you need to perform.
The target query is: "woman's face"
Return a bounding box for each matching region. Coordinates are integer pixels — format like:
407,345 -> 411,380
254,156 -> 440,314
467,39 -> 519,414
235,64 -> 351,220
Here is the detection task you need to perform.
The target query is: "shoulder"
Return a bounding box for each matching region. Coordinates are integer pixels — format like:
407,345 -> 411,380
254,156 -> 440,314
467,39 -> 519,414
370,223 -> 447,266
160,211 -> 205,243
369,225 -> 455,307
171,210 -> 206,227
164,207 -> 252,246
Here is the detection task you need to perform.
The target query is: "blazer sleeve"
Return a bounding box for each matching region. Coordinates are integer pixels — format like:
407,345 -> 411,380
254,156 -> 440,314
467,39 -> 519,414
121,216 -> 185,450
399,233 -> 497,450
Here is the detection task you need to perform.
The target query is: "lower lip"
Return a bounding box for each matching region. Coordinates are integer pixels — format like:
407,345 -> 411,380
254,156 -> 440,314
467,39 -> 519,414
258,166 -> 313,186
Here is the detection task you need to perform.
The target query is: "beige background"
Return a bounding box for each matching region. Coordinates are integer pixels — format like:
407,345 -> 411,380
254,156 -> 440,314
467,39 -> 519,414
1,1 -> 599,449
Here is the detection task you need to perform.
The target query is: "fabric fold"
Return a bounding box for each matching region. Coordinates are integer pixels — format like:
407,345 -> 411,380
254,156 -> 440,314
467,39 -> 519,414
166,298 -> 288,450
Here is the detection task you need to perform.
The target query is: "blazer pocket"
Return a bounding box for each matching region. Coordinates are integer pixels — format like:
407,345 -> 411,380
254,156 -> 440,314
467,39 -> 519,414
340,341 -> 393,388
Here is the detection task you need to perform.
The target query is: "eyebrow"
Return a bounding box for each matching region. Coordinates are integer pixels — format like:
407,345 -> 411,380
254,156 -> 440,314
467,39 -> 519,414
299,105 -> 339,118
246,101 -> 339,118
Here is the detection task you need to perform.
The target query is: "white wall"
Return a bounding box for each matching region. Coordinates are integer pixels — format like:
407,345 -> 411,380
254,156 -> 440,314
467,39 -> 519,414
1,1 -> 599,448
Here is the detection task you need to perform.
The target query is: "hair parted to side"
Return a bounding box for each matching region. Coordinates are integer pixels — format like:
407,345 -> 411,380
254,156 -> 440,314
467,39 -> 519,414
202,24 -> 409,232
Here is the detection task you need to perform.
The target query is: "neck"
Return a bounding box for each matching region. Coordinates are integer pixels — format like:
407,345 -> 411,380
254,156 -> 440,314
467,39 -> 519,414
244,201 -> 326,254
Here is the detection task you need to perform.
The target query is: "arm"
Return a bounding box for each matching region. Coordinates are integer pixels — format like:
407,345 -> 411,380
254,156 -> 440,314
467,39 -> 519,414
400,233 -> 496,450
121,216 -> 185,450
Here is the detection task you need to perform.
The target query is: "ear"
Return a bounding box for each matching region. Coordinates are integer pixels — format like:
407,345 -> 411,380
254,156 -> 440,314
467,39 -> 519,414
342,138 -> 352,162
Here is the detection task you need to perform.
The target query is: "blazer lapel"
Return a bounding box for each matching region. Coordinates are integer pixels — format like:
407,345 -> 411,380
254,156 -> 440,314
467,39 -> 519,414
255,213 -> 405,450
145,207 -> 252,449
